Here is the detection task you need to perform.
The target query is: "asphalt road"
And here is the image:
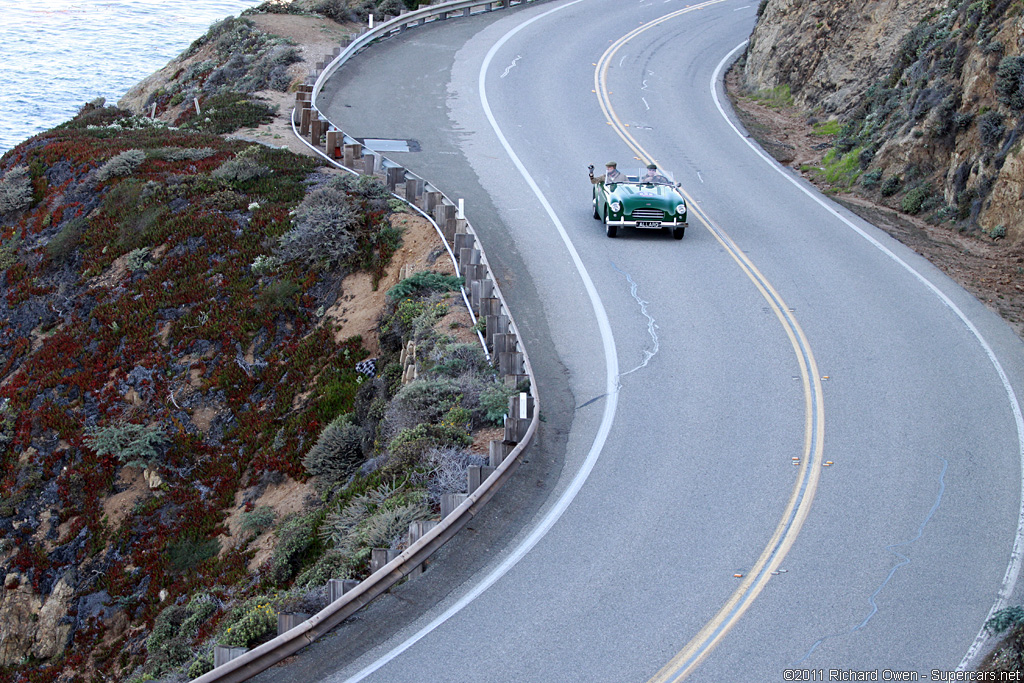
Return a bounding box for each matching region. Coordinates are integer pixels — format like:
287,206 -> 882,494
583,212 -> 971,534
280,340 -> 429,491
256,1 -> 1024,680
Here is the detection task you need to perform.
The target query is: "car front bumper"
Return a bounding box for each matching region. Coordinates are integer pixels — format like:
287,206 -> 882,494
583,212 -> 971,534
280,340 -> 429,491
606,219 -> 688,229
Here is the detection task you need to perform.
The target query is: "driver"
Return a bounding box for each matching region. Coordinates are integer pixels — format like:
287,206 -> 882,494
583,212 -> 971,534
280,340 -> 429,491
643,163 -> 670,185
589,161 -> 626,185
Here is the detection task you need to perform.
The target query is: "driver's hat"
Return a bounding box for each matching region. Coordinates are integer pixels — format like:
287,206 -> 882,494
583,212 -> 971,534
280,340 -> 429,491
646,163 -> 658,169
606,161 -> 617,168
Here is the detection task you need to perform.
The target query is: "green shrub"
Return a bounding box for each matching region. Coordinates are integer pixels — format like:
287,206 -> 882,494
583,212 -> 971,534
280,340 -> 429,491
277,179 -> 361,270
979,110 -> 1006,147
269,512 -> 322,583
183,92 -> 276,134
479,383 -> 516,425
257,278 -> 300,313
386,271 -> 464,300
747,84 -> 794,108
996,55 -> 1024,109
302,414 -> 365,487
880,174 -> 903,197
386,378 -> 463,432
901,186 -> 931,214
988,606 -> 1024,634
0,166 -> 33,215
168,535 -> 220,572
812,119 -> 842,136
125,247 -> 150,272
861,168 -> 883,189
95,149 -> 145,183
152,147 -> 216,162
85,421 -> 168,468
146,605 -> 190,674
213,146 -> 270,183
239,505 -> 277,537
320,483 -> 429,554
46,217 -> 88,264
221,596 -> 280,648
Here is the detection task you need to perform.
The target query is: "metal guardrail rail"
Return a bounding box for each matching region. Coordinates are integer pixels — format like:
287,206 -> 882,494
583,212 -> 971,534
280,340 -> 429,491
192,0 -> 546,680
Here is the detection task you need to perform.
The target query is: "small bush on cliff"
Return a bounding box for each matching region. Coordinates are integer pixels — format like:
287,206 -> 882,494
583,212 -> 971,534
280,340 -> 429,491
979,110 -> 1006,148
996,56 -> 1024,110
387,271 -> 464,300
213,145 -> 270,182
95,149 -> 146,183
277,180 -> 360,269
880,174 -> 903,197
0,166 -> 33,215
85,421 -> 168,468
302,413 -> 366,488
901,185 -> 932,215
239,505 -> 278,538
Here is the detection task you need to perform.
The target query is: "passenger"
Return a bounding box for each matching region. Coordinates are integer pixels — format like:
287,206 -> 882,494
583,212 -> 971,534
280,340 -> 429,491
642,163 -> 671,185
589,161 -> 627,185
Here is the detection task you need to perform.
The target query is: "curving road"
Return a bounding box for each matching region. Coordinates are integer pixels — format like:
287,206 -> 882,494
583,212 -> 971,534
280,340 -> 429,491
256,1 -> 1024,680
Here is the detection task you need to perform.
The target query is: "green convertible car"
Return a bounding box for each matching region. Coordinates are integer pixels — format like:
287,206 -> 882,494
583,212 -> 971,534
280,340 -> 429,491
592,168 -> 688,239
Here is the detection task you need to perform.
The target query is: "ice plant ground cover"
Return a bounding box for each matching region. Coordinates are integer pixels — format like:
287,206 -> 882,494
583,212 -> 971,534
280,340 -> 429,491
0,98 -> 516,681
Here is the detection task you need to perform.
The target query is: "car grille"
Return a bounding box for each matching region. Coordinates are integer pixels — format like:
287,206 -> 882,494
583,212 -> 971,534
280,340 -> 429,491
630,208 -> 664,220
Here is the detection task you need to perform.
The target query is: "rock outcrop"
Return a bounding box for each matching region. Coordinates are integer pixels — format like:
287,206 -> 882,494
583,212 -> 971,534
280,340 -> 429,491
740,0 -> 1024,242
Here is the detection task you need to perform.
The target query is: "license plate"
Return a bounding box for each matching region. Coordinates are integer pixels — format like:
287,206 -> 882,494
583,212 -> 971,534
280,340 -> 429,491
637,221 -> 661,228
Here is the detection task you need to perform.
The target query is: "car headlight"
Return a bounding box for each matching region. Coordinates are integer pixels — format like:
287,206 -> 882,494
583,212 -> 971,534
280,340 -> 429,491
676,203 -> 686,214
610,201 -> 622,213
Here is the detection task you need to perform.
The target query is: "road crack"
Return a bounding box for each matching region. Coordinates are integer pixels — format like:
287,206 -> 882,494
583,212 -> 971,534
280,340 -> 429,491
793,457 -> 949,665
611,262 -> 659,379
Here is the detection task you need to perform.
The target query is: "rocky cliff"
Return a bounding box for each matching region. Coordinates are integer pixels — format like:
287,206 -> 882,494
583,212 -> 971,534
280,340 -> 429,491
741,0 -> 1024,242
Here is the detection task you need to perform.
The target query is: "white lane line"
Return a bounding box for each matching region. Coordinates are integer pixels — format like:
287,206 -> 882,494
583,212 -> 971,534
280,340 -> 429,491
500,54 -> 521,78
339,2 -> 619,680
712,41 -> 1024,672
642,96 -> 650,110
697,171 -> 703,183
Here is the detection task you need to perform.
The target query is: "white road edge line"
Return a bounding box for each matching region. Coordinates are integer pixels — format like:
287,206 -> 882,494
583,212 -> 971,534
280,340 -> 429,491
338,2 -> 620,680
711,40 -> 1024,671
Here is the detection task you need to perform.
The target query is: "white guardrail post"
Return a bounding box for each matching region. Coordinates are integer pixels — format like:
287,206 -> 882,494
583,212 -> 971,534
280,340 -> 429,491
190,0 -> 546,680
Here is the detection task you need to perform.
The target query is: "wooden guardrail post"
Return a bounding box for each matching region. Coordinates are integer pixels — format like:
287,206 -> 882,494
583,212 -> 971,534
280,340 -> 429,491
214,646 -> 248,667
370,548 -> 402,574
489,439 -> 513,466
311,116 -> 324,145
467,465 -> 497,493
405,177 -> 424,203
328,578 -> 360,602
361,151 -> 376,176
326,129 -> 341,159
277,613 -> 309,635
386,166 -> 404,192
485,313 -> 509,350
440,493 -> 468,518
343,143 -> 361,168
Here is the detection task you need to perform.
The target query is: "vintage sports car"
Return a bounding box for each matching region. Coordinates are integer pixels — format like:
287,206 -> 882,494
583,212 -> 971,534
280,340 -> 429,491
592,168 -> 688,239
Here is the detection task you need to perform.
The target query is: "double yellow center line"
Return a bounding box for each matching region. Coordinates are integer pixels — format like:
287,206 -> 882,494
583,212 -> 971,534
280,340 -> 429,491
594,4 -> 827,680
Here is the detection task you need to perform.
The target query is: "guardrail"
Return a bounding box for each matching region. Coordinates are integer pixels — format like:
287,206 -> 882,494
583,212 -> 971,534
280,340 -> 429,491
192,1 -> 545,680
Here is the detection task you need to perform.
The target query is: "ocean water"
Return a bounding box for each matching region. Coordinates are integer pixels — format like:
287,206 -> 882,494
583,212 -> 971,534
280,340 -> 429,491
0,0 -> 263,156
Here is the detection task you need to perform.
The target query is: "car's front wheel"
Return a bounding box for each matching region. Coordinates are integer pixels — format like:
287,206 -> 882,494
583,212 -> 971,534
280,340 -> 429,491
673,226 -> 685,240
605,210 -> 617,238
592,195 -> 601,220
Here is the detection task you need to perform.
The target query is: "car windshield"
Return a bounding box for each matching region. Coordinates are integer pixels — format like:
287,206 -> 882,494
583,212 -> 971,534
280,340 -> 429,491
615,168 -> 675,186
